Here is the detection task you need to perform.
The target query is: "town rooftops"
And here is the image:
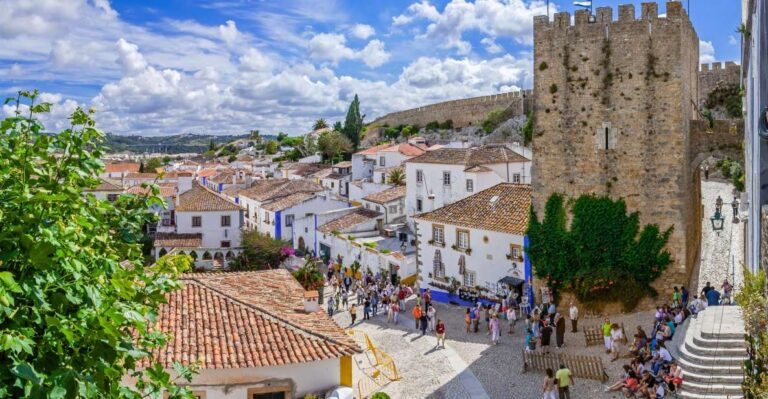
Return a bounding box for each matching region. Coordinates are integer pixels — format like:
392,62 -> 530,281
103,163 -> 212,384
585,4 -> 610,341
126,184 -> 177,198
262,192 -> 317,212
104,162 -> 140,173
318,208 -> 381,233
153,233 -> 202,248
85,177 -> 123,192
406,144 -> 529,165
354,143 -> 393,156
238,179 -> 323,202
333,161 -> 352,168
124,172 -> 159,179
175,182 -> 242,212
380,142 -> 428,157
415,183 -> 531,235
144,270 -> 360,369
363,185 -> 406,204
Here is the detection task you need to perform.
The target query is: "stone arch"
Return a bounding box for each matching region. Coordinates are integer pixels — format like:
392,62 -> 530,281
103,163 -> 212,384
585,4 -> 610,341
177,250 -> 186,255
189,251 -> 198,260
225,250 -> 235,259
158,248 -> 168,257
202,251 -> 212,260
214,252 -> 224,261
298,236 -> 306,251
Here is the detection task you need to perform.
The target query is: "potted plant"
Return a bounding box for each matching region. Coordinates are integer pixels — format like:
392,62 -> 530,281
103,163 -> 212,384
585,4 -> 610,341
292,257 -> 325,304
465,247 -> 472,255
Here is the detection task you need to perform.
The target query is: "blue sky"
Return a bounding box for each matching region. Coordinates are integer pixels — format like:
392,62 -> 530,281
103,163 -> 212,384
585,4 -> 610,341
0,0 -> 742,136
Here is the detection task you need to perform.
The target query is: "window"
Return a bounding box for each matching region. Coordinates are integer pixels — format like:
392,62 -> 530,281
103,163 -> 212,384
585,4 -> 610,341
389,205 -> 398,214
456,229 -> 470,249
433,250 -> 445,279
416,169 -> 424,184
510,244 -> 522,260
246,204 -> 250,218
416,198 -> 423,212
375,205 -> 380,211
107,194 -> 119,202
285,214 -> 294,227
381,173 -> 386,182
221,241 -> 231,248
466,179 -> 474,192
463,270 -> 476,287
246,387 -> 289,399
221,215 -> 231,227
264,211 -> 270,223
513,173 -> 521,184
365,203 -> 370,209
379,156 -> 386,167
432,225 -> 445,245
442,171 -> 451,186
331,182 -> 334,188
192,216 -> 202,227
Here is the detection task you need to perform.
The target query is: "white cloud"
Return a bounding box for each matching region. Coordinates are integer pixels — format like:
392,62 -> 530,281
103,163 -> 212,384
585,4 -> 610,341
307,33 -> 390,68
350,24 -> 375,39
728,35 -> 738,46
700,40 -> 716,63
219,20 -> 240,46
238,48 -> 273,73
116,39 -> 148,76
480,37 -> 503,54
393,0 -> 550,53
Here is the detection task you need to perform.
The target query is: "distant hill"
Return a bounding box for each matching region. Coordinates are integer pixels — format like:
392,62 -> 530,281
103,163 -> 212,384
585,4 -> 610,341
103,133 -> 275,154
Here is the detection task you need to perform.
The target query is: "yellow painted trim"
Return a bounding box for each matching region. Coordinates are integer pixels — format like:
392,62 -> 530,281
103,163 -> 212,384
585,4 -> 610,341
340,355 -> 353,387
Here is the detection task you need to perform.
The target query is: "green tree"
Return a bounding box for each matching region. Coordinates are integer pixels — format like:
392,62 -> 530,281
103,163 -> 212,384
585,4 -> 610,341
208,139 -> 216,151
292,258 -> 325,291
342,95 -> 363,150
145,157 -> 163,171
265,140 -> 279,155
162,155 -> 172,164
249,129 -> 260,141
0,90 -> 195,398
231,231 -> 291,270
387,168 -> 406,186
318,131 -> 353,162
313,118 -> 328,131
295,135 -> 318,158
527,194 -> 673,311
522,112 -> 534,146
276,132 -> 288,143
332,121 -> 343,132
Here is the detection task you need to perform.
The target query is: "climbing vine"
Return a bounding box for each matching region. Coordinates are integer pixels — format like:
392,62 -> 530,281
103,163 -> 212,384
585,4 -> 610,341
527,194 -> 674,311
705,83 -> 743,119
735,266 -> 768,398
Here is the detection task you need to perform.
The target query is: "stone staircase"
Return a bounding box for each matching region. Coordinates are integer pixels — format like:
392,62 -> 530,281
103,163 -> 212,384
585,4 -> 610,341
673,306 -> 746,399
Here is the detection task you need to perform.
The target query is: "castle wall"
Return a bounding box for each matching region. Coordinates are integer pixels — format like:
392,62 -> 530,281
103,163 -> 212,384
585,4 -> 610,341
531,2 -> 700,299
698,62 -> 741,107
368,91 -> 530,129
689,119 -> 744,164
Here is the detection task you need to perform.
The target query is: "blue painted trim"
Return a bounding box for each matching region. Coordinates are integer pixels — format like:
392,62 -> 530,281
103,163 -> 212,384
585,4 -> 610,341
313,214 -> 318,256
524,235 -> 535,308
202,177 -> 207,185
419,288 -> 498,307
235,197 -> 239,204
218,183 -> 223,192
275,210 -> 282,240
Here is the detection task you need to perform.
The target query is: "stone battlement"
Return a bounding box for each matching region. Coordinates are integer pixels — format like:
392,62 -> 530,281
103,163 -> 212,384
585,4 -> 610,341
700,61 -> 739,72
534,1 -> 686,29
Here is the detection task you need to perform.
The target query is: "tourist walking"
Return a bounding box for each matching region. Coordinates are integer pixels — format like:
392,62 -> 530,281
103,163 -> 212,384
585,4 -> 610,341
356,286 -> 365,306
341,290 -> 349,310
327,296 -> 335,317
412,304 -> 422,330
471,306 -> 479,333
343,275 -> 352,292
507,305 -> 517,334
387,300 -> 394,323
555,313 -> 566,348
465,308 -> 471,333
543,368 -> 558,399
435,319 -> 446,348
420,312 -> 428,336
602,318 -> 612,353
610,323 -> 624,361
427,304 -> 436,331
371,292 -> 379,317
721,279 -> 733,305
490,314 -> 500,345
555,364 -> 574,399
398,287 -> 406,311
568,302 -> 579,333
681,286 -> 689,308
363,297 -> 371,320
706,287 -> 722,306
349,304 -> 357,326
392,302 -> 399,324
540,320 -> 553,354
672,286 -> 681,308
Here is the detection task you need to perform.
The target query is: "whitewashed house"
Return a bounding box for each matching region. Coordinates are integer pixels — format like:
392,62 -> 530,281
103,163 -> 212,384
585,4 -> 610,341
321,161 -> 353,198
351,143 -> 393,181
101,162 -> 139,179
404,144 -> 531,230
415,183 -> 532,303
153,182 -> 243,269
84,177 -> 124,201
124,270 -> 360,398
361,185 -> 406,224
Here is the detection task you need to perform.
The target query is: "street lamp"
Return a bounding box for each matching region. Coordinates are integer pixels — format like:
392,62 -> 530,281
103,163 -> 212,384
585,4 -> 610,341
711,207 -> 725,231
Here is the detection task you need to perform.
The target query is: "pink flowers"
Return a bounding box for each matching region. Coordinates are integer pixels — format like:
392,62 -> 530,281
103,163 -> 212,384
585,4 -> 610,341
279,246 -> 295,258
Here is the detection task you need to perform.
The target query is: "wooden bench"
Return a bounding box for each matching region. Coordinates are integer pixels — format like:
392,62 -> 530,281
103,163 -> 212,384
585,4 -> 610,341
583,322 -> 627,347
521,350 -> 609,382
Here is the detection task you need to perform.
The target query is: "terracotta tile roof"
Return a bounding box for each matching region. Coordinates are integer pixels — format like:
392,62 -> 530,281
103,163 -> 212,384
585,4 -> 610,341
162,171 -> 194,179
124,172 -> 159,179
363,185 -> 406,204
464,165 -> 492,172
105,162 -> 140,173
415,183 -> 531,235
318,208 -> 381,233
197,169 -> 218,178
239,179 -> 323,202
262,192 -> 316,212
153,233 -> 202,248
354,143 -> 393,156
333,161 -> 352,168
126,184 -> 177,197
289,163 -> 332,177
309,168 -> 334,179
85,177 -> 123,192
175,182 -> 242,212
145,270 -> 360,369
325,173 -> 346,180
406,144 -> 529,165
380,142 -> 427,157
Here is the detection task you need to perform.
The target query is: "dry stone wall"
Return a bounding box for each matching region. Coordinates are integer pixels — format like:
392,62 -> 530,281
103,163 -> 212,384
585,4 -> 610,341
368,91 -> 531,129
531,2 -> 701,301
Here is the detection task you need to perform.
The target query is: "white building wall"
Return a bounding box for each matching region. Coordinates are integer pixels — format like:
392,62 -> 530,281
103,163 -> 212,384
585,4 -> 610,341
279,196 -> 349,241
176,210 -> 243,247
361,198 -> 405,224
348,181 -> 392,203
416,219 -> 526,293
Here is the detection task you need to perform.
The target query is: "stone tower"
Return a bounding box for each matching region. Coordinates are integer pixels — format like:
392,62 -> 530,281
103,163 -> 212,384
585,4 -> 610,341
531,2 -> 701,295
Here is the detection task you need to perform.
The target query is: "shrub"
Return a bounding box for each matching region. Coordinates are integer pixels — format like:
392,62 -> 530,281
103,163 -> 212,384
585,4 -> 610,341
718,158 -> 733,178
425,121 -> 440,131
522,111 -> 534,146
439,119 -> 454,129
482,108 -> 515,134
539,62 -> 549,71
371,392 -> 391,399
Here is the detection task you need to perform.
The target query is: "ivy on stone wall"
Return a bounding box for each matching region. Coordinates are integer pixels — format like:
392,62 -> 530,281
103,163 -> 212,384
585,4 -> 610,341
527,194 -> 674,311
705,83 -> 743,119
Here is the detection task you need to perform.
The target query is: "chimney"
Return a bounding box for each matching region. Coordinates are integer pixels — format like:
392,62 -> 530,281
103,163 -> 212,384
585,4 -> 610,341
232,173 -> 237,185
303,291 -> 319,312
178,173 -> 193,194
175,186 -> 180,207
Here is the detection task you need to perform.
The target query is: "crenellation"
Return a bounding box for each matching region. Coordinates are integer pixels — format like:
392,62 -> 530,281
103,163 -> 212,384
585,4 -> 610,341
666,0 -> 683,18
701,63 -> 710,71
596,7 -> 613,23
533,15 -> 549,29
554,12 -> 570,28
713,62 -> 722,70
618,4 -> 635,21
574,9 -> 590,25
641,2 -> 658,19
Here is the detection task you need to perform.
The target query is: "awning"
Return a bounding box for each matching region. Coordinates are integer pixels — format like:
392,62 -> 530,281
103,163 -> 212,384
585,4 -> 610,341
498,276 -> 525,287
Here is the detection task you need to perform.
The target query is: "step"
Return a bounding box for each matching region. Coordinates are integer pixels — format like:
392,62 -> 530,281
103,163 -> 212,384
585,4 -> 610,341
692,334 -> 746,349
684,335 -> 747,357
678,343 -> 747,367
680,367 -> 745,385
676,354 -> 744,375
678,391 -> 743,399
680,379 -> 744,395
